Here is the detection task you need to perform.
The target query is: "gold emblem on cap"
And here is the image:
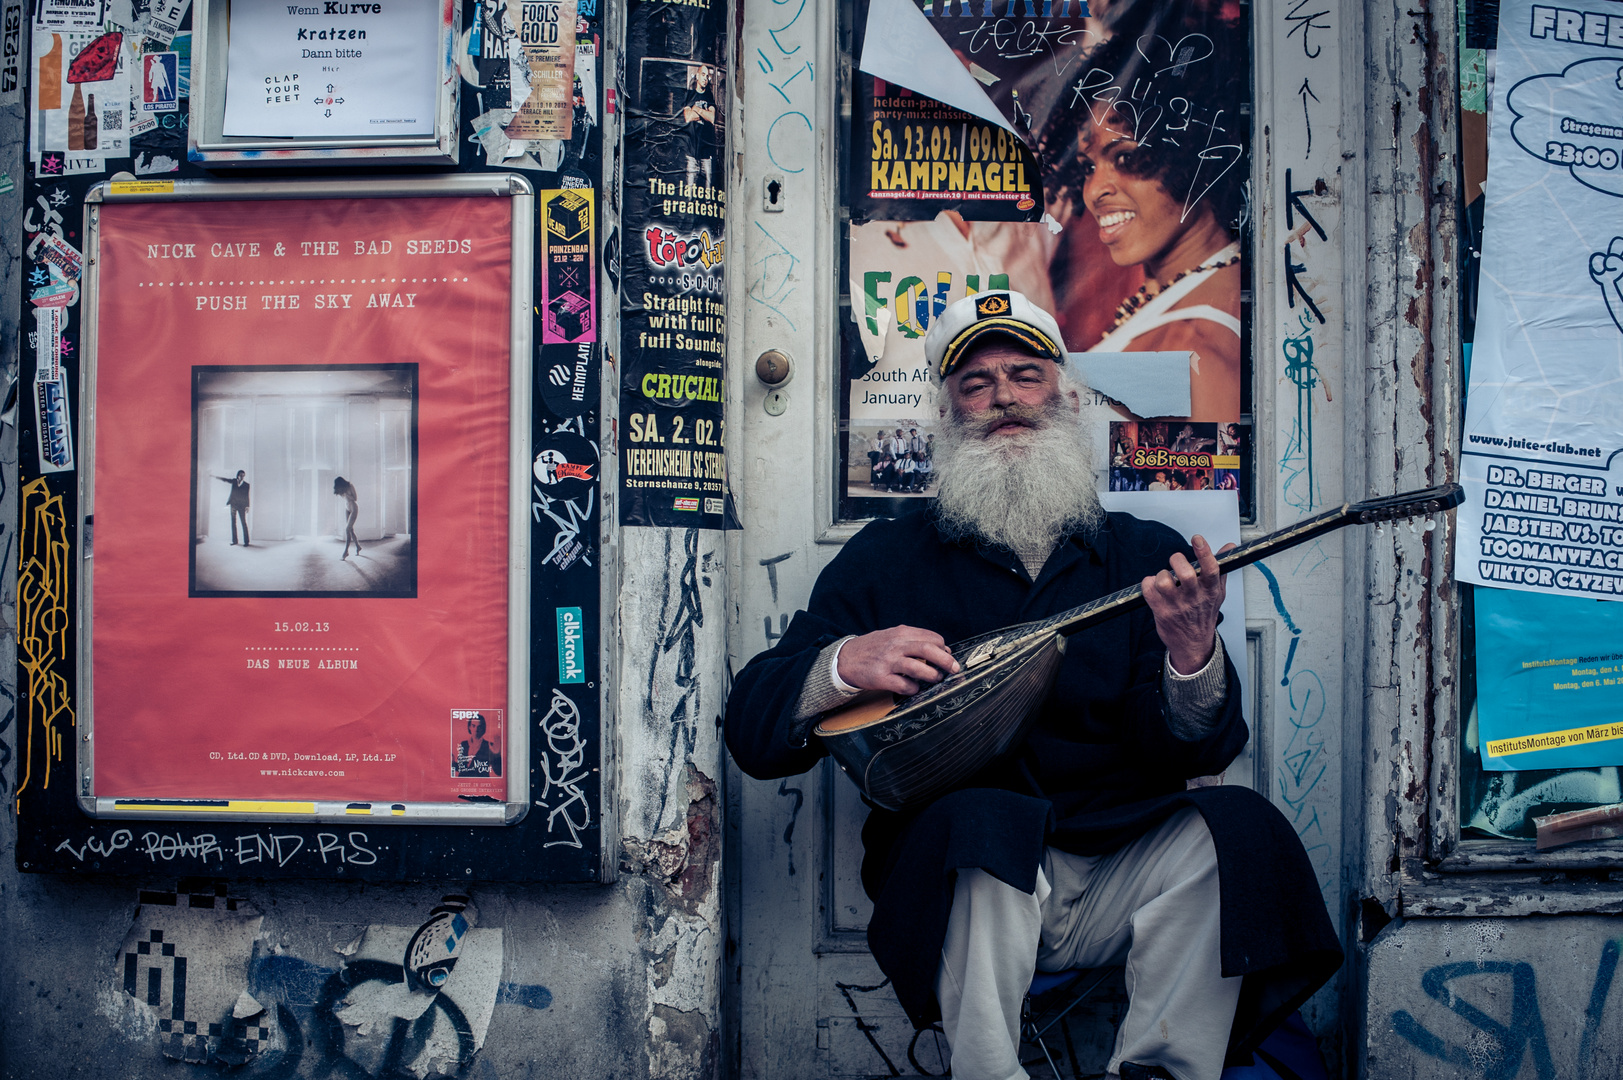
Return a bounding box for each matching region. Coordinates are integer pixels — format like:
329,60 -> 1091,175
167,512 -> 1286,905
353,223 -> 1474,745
975,295 -> 1011,318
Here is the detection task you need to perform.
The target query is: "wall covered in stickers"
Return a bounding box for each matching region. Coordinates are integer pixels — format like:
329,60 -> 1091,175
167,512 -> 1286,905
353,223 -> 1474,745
13,0 -> 609,880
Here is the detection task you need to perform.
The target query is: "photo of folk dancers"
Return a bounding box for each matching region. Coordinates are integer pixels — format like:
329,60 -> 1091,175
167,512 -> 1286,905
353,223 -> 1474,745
849,421 -> 937,497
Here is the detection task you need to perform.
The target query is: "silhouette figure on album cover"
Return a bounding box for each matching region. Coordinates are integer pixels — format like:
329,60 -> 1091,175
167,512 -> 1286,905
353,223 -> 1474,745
333,476 -> 361,559
216,470 -> 251,545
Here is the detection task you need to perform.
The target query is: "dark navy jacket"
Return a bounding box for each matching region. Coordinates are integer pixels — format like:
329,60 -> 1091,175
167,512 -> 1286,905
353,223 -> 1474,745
724,506 -> 1343,1064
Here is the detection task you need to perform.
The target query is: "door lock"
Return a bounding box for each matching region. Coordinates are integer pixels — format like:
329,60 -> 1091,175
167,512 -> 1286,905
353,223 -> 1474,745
755,349 -> 793,387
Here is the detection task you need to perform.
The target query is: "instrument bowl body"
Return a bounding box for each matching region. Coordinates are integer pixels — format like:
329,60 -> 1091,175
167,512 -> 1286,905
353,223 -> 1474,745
815,636 -> 1066,810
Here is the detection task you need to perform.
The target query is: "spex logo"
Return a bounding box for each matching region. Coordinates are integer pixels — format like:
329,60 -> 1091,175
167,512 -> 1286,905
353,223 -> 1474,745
556,607 -> 585,683
645,226 -> 724,271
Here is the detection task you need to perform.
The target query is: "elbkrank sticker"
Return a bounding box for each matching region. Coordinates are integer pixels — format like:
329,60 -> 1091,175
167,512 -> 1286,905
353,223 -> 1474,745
556,606 -> 585,683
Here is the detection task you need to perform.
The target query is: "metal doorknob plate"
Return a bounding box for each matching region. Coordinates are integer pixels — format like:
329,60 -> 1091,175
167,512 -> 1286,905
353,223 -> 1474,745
755,349 -> 792,387
764,389 -> 789,416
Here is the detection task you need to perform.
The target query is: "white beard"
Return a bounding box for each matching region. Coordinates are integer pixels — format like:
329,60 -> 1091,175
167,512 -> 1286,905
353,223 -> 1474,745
932,392 -> 1104,553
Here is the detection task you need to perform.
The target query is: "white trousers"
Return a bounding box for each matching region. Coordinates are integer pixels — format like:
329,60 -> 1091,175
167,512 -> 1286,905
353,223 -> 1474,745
934,808 -> 1243,1080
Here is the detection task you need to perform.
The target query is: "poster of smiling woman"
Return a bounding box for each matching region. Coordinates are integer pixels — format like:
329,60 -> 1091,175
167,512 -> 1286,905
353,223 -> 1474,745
844,0 -> 1249,508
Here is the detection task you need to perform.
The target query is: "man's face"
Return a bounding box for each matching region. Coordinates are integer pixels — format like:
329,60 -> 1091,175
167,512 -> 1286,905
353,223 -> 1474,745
942,341 -> 1074,439
236,471 -> 245,481
1155,471 -> 1167,483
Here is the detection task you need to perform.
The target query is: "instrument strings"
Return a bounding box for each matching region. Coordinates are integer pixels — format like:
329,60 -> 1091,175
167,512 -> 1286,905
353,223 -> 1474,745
893,489 -> 1450,711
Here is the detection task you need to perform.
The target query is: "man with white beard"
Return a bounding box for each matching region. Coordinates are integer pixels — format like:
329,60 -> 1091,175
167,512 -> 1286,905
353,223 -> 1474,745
725,292 -> 1341,1080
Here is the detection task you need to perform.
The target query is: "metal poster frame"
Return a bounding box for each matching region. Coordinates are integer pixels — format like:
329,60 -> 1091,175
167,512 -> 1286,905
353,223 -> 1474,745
75,174 -> 534,826
187,0 -> 461,166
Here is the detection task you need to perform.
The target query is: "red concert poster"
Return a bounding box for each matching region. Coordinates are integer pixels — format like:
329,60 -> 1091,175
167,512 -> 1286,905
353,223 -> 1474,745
89,192 -> 514,805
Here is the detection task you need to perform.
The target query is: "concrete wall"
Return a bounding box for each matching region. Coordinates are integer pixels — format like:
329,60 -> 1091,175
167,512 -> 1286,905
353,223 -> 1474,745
1365,917 -> 1623,1079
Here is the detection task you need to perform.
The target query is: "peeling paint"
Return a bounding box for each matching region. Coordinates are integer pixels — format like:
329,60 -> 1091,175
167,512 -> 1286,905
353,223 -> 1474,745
650,1003 -> 719,1078
621,764 -> 720,916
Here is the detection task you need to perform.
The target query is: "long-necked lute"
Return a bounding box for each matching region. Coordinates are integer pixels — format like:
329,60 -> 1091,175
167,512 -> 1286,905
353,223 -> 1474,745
813,483 -> 1464,811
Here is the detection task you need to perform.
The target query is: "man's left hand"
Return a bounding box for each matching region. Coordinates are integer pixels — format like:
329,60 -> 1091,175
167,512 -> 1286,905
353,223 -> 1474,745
1141,535 -> 1235,674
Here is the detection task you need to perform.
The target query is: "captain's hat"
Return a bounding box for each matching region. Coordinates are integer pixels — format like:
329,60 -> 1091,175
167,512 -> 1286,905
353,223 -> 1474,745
922,290 -> 1067,381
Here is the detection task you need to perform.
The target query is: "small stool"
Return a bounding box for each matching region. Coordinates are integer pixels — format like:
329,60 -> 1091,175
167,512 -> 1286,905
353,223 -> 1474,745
1021,967 -> 1120,1078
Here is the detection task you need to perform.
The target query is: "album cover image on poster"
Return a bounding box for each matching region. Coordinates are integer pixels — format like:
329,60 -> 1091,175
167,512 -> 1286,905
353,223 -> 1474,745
189,364 -> 419,598
451,708 -> 504,780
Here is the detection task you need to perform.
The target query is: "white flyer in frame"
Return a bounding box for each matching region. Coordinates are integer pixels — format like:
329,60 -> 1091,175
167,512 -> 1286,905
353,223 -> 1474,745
221,0 -> 440,138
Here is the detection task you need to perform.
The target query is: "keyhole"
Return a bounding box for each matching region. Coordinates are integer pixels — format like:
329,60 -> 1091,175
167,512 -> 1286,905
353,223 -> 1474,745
767,180 -> 782,204
763,173 -> 786,212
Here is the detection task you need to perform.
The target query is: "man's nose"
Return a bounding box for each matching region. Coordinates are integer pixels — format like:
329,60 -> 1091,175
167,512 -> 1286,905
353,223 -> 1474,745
989,375 -> 1018,406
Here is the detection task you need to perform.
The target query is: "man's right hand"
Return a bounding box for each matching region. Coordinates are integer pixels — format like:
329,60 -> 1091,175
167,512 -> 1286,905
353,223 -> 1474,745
836,626 -> 960,695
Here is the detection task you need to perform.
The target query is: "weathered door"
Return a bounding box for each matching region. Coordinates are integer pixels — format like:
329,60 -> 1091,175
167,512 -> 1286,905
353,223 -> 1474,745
728,0 -> 1360,1074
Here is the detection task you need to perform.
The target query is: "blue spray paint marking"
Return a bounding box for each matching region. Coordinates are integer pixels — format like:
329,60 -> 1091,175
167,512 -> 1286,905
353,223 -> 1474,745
1252,562 -> 1302,635
1391,945 -> 1623,1080
1255,557 -> 1330,889
497,982 -> 554,1009
1253,559 -> 1305,684
1577,940 -> 1620,1079
1280,307 -> 1323,511
1280,636 -> 1300,686
749,221 -> 801,330
1392,961 -> 1557,1080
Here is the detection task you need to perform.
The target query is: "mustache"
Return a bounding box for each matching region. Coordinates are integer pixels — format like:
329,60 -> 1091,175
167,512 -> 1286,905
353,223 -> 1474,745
950,402 -> 1054,437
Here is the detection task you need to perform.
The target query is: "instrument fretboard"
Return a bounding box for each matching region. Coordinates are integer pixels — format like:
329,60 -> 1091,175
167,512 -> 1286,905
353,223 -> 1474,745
863,481 -> 1461,734
949,501 -> 1369,672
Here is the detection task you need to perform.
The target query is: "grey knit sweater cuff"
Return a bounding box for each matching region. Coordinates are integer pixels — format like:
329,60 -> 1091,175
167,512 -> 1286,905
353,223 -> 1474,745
1164,633 -> 1229,739
793,637 -> 861,725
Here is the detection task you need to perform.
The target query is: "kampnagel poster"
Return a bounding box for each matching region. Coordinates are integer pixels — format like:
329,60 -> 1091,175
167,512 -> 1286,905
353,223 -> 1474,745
843,0 -> 1249,510
1459,0 -> 1623,599
89,194 -> 515,804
